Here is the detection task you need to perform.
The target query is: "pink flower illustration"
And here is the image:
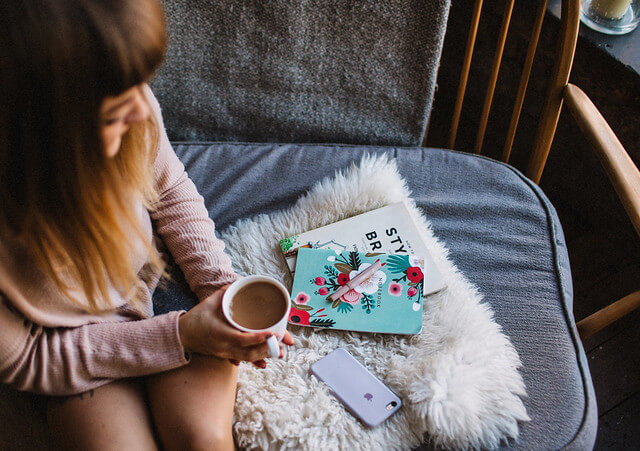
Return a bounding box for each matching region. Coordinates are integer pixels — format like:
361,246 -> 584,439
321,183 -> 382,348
294,292 -> 310,305
407,286 -> 418,297
341,289 -> 362,304
388,282 -> 403,296
318,287 -> 329,295
314,277 -> 326,285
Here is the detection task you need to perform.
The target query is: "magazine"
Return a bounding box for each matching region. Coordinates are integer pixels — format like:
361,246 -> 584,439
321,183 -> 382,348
279,202 -> 445,296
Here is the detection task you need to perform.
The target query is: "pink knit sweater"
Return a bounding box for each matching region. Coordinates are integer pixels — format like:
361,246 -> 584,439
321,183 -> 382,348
0,86 -> 239,395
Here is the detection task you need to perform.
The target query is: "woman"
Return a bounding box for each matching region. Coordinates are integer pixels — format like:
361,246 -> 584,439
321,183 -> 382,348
0,0 -> 292,449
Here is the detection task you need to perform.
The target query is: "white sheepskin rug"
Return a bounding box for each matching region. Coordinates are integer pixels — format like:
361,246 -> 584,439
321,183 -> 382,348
220,154 -> 529,450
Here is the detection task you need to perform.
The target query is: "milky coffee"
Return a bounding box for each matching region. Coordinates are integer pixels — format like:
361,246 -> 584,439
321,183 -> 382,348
228,281 -> 287,330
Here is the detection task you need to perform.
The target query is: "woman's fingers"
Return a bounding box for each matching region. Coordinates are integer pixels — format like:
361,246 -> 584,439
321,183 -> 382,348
251,360 -> 267,369
230,331 -> 294,357
233,342 -> 271,362
282,331 -> 295,346
227,338 -> 292,368
233,331 -> 273,347
229,329 -> 295,348
228,358 -> 267,369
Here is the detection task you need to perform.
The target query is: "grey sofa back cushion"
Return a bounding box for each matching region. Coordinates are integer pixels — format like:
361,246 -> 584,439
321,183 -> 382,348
152,0 -> 450,146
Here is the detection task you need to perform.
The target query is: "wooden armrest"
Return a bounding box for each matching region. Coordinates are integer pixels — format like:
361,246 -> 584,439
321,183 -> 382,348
563,83 -> 640,238
577,290 -> 640,340
564,84 -> 640,339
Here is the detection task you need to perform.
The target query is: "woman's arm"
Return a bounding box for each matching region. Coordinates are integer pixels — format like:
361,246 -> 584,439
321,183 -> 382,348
144,85 -> 239,301
0,299 -> 189,396
0,288 -> 280,395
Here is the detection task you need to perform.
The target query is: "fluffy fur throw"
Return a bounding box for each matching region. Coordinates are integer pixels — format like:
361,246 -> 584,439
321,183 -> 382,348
220,154 -> 529,450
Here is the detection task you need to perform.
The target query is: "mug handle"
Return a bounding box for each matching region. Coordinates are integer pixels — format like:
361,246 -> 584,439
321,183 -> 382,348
266,335 -> 280,358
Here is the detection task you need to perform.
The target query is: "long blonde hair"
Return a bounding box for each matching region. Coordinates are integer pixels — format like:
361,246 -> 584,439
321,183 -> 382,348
0,0 -> 168,312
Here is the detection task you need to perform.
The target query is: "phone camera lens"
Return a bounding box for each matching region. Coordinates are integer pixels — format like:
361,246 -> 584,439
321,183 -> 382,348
386,401 -> 398,410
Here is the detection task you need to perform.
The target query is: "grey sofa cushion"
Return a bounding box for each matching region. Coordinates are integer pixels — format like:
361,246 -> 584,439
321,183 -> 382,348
151,0 -> 450,146
153,142 -> 597,450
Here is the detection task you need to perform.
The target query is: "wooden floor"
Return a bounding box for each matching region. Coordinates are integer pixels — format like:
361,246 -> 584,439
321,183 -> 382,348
586,313 -> 640,450
570,236 -> 640,451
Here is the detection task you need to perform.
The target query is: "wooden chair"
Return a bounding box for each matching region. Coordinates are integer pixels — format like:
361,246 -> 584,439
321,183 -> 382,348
433,0 -> 640,341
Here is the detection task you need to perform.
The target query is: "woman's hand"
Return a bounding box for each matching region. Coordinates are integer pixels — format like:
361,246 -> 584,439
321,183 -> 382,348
177,286 -> 294,368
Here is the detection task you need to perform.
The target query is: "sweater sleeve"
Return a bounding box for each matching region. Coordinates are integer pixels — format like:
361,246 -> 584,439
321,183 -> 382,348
0,299 -> 189,396
144,86 -> 240,300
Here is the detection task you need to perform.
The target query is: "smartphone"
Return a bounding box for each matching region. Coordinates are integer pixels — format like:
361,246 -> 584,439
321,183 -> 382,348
309,348 -> 402,427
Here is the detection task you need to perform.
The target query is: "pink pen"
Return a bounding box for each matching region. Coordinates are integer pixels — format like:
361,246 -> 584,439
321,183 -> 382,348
328,259 -> 385,302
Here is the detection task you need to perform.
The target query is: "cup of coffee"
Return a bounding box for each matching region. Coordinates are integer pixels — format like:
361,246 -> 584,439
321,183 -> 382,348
222,275 -> 291,358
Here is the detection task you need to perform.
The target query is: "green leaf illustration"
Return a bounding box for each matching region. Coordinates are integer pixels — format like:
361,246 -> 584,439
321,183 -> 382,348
280,235 -> 300,252
331,298 -> 342,309
361,295 -> 375,314
324,265 -> 340,278
326,280 -> 341,291
386,255 -> 411,274
310,318 -> 336,328
365,253 -> 384,257
416,280 -> 424,303
348,252 -> 361,271
292,303 -> 313,311
336,302 -> 354,314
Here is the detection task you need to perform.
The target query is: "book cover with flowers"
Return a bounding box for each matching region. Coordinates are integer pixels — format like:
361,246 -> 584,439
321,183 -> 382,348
279,202 -> 444,296
288,248 -> 424,334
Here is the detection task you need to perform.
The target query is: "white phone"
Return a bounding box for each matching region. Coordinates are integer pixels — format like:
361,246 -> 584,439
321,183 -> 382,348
310,348 -> 402,427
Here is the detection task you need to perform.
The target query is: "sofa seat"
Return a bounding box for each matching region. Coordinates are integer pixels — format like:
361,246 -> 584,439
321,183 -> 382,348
162,142 -> 597,450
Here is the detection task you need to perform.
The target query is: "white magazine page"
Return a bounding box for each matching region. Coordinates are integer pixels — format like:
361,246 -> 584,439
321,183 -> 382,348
280,203 -> 445,295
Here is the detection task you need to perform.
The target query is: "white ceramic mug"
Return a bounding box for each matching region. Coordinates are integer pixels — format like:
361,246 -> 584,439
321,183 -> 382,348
221,275 -> 291,358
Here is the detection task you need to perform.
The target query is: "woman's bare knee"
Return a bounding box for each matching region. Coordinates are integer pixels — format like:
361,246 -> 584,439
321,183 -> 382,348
147,355 -> 237,451
162,420 -> 234,451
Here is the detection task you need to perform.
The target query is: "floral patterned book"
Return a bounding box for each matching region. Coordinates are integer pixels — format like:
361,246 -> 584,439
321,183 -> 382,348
288,248 -> 424,334
279,202 -> 444,296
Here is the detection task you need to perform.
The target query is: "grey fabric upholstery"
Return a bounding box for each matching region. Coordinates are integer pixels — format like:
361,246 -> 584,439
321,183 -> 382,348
152,0 -> 450,146
152,143 -> 597,450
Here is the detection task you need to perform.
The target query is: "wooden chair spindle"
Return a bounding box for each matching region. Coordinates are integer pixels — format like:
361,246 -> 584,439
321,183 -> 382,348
474,0 -> 515,155
448,0 -> 484,150
502,0 -> 548,163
